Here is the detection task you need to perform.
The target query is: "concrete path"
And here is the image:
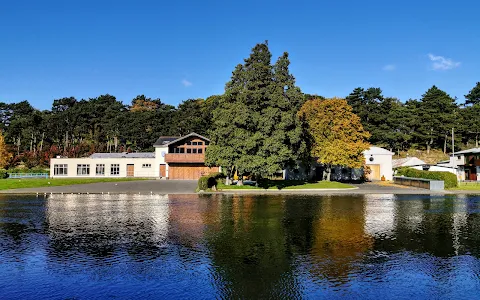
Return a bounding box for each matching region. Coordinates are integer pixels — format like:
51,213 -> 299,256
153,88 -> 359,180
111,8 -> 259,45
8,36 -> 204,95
218,182 -> 452,195
0,180 -> 198,194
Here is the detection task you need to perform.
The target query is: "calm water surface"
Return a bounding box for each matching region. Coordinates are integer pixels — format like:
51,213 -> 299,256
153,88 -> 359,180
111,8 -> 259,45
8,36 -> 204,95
1,193 -> 480,299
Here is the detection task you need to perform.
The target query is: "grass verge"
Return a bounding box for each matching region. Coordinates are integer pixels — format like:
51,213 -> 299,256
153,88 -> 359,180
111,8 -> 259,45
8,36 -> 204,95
0,177 -> 148,190
217,180 -> 353,190
449,183 -> 480,191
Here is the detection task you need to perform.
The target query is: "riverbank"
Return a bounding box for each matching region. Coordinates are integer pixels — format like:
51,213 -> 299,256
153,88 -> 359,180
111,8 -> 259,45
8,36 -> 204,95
1,180 -> 479,195
0,177 -> 148,190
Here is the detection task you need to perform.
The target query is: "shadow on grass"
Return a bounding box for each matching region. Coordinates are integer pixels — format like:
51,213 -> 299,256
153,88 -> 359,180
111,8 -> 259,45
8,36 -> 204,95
256,180 -> 317,190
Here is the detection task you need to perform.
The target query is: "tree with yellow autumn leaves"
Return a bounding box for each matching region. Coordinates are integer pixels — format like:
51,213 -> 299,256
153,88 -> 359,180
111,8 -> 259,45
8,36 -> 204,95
0,130 -> 12,169
298,97 -> 370,181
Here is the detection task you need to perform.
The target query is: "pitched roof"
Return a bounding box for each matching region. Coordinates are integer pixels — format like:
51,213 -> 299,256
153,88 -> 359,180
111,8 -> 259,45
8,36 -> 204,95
363,146 -> 394,156
153,136 -> 180,146
89,152 -> 155,159
154,132 -> 210,147
451,148 -> 480,155
392,157 -> 426,168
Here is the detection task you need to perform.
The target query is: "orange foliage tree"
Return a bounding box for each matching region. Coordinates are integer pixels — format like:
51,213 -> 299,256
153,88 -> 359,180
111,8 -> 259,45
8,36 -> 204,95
298,97 -> 370,181
0,131 -> 12,169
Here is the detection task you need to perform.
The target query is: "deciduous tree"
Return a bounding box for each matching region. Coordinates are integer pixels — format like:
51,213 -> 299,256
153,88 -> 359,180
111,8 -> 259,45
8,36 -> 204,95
298,98 -> 370,181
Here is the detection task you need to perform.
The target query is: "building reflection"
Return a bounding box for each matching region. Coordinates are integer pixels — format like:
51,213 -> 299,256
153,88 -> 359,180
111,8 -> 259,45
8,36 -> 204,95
45,194 -> 170,260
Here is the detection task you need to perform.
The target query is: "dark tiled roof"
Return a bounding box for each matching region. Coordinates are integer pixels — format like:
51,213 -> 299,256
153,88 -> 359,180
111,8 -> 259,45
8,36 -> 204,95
89,152 -> 155,159
153,136 -> 180,146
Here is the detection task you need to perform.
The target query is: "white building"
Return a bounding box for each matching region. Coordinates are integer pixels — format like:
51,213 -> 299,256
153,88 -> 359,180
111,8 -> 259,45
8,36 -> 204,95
436,148 -> 480,181
50,133 -> 219,180
363,146 -> 394,181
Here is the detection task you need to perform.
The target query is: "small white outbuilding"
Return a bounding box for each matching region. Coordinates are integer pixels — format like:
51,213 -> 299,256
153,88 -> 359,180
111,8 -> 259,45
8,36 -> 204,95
363,146 -> 394,181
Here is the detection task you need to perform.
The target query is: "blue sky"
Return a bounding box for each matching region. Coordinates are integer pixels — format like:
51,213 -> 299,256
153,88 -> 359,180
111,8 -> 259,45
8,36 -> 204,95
1,0 -> 478,110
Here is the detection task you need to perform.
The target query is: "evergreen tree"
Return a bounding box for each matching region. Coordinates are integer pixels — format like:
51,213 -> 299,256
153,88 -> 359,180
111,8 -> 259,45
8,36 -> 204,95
465,82 -> 480,105
417,86 -> 457,153
206,42 -> 305,182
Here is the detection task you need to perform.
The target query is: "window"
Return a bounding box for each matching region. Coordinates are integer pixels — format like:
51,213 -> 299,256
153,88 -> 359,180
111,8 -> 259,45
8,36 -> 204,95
458,156 -> 461,159
192,142 -> 198,145
187,149 -> 192,154
198,141 -> 203,145
193,149 -> 197,154
198,148 -> 203,154
142,164 -> 151,168
174,148 -> 181,153
111,164 -> 120,175
77,164 -> 90,176
54,164 -> 68,176
180,148 -> 185,153
96,164 -> 105,175
186,141 -> 192,145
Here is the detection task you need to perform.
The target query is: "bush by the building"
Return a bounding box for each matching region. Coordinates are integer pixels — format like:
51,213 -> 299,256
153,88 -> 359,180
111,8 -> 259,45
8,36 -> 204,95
197,175 -> 219,191
396,168 -> 458,188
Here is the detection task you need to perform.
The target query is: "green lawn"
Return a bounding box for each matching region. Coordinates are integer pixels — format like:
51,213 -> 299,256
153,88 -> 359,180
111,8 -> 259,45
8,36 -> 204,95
449,183 -> 480,191
0,177 -> 148,190
218,180 -> 353,190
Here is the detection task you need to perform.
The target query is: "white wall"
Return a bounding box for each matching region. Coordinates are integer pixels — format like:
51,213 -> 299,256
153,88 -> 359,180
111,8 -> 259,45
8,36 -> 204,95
154,146 -> 169,178
364,154 -> 393,180
50,157 -> 157,178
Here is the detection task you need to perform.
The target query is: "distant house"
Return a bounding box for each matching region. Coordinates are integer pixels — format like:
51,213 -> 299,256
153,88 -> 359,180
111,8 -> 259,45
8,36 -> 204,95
437,148 -> 480,181
363,147 -> 394,181
283,146 -> 394,181
50,132 -> 219,180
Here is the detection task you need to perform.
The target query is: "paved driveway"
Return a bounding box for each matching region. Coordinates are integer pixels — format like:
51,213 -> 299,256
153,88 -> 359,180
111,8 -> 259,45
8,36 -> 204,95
0,180 -> 198,194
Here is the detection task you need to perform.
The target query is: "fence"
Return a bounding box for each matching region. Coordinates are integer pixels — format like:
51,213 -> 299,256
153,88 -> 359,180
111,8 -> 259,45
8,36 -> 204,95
8,173 -> 49,179
393,176 -> 444,191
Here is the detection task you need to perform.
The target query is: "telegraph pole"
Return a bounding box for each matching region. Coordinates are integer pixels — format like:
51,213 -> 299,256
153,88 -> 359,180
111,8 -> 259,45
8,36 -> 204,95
452,127 -> 456,178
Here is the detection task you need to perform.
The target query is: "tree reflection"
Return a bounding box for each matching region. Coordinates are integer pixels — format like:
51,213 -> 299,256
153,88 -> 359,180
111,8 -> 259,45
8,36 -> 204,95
204,195 -> 303,299
309,195 -> 373,283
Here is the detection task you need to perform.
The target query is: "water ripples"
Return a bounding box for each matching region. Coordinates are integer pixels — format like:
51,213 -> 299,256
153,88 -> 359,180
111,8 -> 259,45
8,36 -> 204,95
1,194 -> 480,299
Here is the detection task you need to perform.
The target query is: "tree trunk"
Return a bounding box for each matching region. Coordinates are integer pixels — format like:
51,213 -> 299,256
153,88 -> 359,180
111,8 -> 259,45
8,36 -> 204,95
324,165 -> 332,181
39,132 -> 44,152
444,133 -> 447,154
426,143 -> 431,154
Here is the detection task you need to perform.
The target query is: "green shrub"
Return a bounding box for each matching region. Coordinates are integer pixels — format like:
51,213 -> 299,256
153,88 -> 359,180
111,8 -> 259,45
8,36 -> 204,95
0,170 -> 9,179
197,175 -> 218,191
7,168 -> 49,174
396,168 -> 458,188
209,172 -> 226,179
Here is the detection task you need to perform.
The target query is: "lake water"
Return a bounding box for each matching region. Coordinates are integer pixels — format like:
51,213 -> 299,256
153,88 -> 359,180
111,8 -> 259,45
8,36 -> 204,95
1,194 -> 480,299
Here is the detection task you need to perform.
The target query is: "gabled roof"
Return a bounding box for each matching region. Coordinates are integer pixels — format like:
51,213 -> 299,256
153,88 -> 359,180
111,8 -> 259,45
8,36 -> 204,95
154,132 -> 210,147
363,146 -> 394,156
153,136 -> 180,146
392,157 -> 426,168
90,152 -> 155,159
451,148 -> 480,155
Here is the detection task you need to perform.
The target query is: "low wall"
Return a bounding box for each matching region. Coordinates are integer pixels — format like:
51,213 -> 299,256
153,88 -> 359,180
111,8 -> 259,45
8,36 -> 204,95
394,176 -> 444,191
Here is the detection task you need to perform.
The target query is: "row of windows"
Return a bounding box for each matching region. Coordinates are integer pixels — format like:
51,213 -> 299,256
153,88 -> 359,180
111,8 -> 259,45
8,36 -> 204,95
186,141 -> 208,146
54,164 -> 122,176
172,148 -> 204,154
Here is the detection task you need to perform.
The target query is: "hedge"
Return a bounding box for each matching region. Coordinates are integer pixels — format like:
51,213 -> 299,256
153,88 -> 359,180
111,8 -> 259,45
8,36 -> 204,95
197,175 -> 218,191
396,168 -> 458,188
6,168 -> 50,174
0,170 -> 9,179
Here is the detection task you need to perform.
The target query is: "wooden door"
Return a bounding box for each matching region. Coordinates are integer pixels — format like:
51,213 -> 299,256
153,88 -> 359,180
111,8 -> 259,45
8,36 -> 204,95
127,164 -> 134,177
368,164 -> 380,181
160,164 -> 166,178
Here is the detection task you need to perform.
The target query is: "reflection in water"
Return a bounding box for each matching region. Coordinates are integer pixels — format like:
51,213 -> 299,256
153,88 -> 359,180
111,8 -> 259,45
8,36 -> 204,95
1,193 -> 480,299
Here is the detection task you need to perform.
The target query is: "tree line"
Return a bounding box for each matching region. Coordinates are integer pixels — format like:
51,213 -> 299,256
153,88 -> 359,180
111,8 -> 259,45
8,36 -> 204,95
0,41 -> 479,171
